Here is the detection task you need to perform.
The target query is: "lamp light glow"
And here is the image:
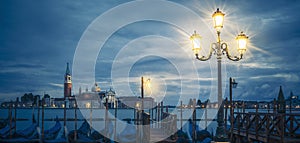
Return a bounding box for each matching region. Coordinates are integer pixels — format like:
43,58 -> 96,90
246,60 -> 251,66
236,31 -> 248,55
190,31 -> 202,55
212,8 -> 225,31
135,101 -> 141,110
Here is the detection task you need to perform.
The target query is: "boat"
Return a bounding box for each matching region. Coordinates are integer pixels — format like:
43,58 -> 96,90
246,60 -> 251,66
0,119 -> 16,139
68,120 -> 95,142
183,119 -> 200,140
12,115 -> 37,139
13,122 -> 38,138
117,120 -> 136,143
30,117 -> 62,141
43,119 -> 62,140
195,130 -> 211,143
94,119 -> 114,142
176,130 -> 189,143
182,119 -> 212,142
0,118 -> 61,143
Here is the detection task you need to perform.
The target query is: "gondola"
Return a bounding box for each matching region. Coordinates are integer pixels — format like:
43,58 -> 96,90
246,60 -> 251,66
0,119 -> 16,139
183,119 -> 212,143
117,120 -> 136,143
13,122 -> 38,138
68,120 -> 94,142
43,118 -> 62,140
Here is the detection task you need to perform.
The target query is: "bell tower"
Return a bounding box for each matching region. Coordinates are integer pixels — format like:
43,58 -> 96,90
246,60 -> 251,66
64,63 -> 72,98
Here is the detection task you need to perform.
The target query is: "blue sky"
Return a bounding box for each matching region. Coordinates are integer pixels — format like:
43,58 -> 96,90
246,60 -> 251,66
1,0 -> 300,105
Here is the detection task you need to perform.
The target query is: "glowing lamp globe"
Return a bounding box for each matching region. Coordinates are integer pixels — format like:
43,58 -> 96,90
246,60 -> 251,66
190,31 -> 202,55
212,8 -> 225,30
236,32 -> 248,56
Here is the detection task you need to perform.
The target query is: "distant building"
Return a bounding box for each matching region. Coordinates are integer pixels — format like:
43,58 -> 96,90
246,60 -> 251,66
64,63 -> 72,98
103,88 -> 118,108
286,91 -> 300,109
76,91 -> 101,108
43,94 -> 51,107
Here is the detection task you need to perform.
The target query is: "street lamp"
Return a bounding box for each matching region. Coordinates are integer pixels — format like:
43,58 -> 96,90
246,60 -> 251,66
140,77 -> 150,143
190,8 -> 248,141
141,77 -> 151,114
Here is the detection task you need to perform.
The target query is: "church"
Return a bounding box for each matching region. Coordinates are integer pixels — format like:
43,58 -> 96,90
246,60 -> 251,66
50,63 -> 118,108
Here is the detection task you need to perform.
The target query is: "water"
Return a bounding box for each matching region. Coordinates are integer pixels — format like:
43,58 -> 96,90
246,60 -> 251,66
1,108 -> 297,134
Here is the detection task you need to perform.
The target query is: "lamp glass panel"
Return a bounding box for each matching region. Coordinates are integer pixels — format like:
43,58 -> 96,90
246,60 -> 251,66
190,33 -> 202,55
238,38 -> 247,50
236,32 -> 248,55
213,14 -> 224,29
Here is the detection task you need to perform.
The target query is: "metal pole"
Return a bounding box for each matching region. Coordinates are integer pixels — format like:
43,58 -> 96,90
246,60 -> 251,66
230,77 -> 234,141
215,31 -> 228,141
217,31 -> 222,106
141,77 -> 144,121
141,77 -> 144,142
192,99 -> 196,143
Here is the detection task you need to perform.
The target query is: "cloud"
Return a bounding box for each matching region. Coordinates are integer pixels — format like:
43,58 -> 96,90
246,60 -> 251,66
250,73 -> 300,82
1,0 -> 300,104
49,83 -> 64,88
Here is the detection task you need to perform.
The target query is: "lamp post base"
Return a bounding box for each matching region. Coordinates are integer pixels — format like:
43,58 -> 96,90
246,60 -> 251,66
215,126 -> 228,142
215,101 -> 229,142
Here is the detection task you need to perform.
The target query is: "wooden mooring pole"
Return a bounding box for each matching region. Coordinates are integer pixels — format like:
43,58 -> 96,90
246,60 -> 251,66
42,101 -> 45,140
9,101 -> 12,139
14,102 -> 17,134
180,101 -> 183,131
74,101 -> 77,141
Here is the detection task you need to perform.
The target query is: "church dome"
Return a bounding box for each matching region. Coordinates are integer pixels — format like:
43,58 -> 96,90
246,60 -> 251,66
92,83 -> 101,92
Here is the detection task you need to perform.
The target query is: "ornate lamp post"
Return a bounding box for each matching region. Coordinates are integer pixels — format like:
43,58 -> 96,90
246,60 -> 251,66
190,8 -> 248,141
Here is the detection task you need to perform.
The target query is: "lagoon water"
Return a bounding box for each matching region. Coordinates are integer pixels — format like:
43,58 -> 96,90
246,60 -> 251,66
0,108 -> 276,135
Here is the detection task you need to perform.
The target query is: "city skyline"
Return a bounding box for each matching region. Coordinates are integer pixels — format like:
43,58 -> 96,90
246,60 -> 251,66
1,0 -> 300,105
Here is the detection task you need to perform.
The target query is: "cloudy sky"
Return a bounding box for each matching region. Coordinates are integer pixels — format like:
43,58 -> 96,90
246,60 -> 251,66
1,0 -> 300,105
